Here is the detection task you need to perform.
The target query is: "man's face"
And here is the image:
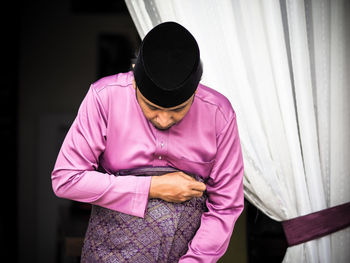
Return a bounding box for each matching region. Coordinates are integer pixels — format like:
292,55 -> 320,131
134,81 -> 194,130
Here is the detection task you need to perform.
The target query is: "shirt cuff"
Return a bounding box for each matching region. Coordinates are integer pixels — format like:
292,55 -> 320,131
132,176 -> 152,218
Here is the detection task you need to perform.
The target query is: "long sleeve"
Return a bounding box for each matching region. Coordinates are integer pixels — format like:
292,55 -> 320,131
51,85 -> 151,218
179,113 -> 244,262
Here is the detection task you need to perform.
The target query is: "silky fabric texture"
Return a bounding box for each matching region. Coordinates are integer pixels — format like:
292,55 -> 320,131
81,167 -> 208,263
51,71 -> 244,262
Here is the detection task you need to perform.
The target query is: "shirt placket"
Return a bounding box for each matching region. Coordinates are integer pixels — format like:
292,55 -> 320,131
153,129 -> 169,166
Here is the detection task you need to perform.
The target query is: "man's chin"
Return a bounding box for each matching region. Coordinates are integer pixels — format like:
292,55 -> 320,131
152,122 -> 173,130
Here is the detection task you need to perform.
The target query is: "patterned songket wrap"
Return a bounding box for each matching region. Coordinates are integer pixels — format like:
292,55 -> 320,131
80,167 -> 208,263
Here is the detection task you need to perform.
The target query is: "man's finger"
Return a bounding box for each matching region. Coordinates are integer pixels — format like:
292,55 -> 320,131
191,190 -> 204,197
178,172 -> 196,181
190,181 -> 206,192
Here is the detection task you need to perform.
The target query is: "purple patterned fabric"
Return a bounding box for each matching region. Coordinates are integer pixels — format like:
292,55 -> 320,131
81,167 -> 207,262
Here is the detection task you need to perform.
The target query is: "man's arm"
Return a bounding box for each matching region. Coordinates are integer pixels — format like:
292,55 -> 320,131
179,113 -> 245,262
51,85 -> 152,218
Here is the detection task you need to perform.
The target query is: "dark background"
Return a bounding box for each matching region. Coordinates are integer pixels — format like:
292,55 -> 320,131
1,1 -> 287,262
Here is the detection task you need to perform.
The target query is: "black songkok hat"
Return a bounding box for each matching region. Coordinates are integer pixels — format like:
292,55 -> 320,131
134,21 -> 202,108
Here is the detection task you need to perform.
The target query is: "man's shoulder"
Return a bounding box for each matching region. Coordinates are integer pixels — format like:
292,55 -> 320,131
196,83 -> 235,122
91,72 -> 133,94
88,72 -> 134,115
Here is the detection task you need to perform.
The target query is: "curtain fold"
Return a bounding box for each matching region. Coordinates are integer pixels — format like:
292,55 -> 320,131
329,1 -> 350,262
124,0 -> 350,262
285,0 -> 329,261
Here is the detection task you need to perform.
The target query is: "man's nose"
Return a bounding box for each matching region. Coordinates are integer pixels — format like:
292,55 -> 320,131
157,111 -> 173,128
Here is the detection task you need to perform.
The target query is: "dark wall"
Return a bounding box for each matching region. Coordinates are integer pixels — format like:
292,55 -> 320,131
17,1 -> 140,262
0,1 -> 20,262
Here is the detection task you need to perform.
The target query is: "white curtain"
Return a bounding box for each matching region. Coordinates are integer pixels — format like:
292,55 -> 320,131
124,0 -> 350,262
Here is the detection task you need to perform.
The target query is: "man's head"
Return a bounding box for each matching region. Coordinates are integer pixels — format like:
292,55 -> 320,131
133,21 -> 202,129
134,80 -> 194,130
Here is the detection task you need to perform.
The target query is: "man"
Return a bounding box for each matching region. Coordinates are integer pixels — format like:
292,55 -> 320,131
52,21 -> 244,262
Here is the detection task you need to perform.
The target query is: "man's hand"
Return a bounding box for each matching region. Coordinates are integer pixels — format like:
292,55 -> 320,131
149,172 -> 206,203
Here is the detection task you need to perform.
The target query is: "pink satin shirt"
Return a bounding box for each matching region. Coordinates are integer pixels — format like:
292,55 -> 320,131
51,71 -> 244,262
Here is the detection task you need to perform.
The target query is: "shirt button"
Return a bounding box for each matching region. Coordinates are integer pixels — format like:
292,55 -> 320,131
158,156 -> 162,160
161,142 -> 164,148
